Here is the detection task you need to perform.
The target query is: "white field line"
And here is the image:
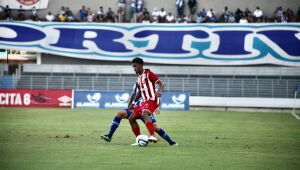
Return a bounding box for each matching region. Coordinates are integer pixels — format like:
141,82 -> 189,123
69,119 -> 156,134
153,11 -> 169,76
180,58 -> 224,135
291,111 -> 300,120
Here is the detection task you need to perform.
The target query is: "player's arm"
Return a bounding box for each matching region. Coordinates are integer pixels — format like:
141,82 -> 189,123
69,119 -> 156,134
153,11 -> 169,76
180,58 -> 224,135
128,90 -> 141,110
155,79 -> 164,97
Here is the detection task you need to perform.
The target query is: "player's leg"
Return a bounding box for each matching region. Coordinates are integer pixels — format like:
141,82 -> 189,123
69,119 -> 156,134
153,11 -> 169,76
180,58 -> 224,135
128,104 -> 144,138
153,123 -> 177,145
100,109 -> 128,142
141,109 -> 157,142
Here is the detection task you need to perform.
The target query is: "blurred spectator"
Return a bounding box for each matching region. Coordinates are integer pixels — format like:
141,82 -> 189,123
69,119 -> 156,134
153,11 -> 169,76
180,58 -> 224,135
117,7 -> 125,23
4,5 -> 11,20
244,8 -> 253,22
177,15 -> 188,23
17,5 -> 26,20
79,5 -> 87,21
152,7 -> 159,21
65,7 -> 75,22
0,5 -> 4,20
137,0 -> 144,13
297,6 -> 300,22
176,0 -> 185,17
196,8 -> 207,23
45,11 -> 55,22
235,8 -> 243,23
220,6 -> 230,22
58,13 -> 66,22
285,8 -> 294,22
253,6 -> 263,22
137,7 -> 148,22
141,13 -> 151,23
281,11 -> 288,23
239,15 -> 248,23
142,8 -> 150,17
207,8 -> 217,22
130,0 -> 137,22
188,0 -> 197,16
118,0 -> 126,9
273,6 -> 283,22
158,8 -> 167,23
31,6 -> 38,21
186,14 -> 195,23
96,6 -> 105,22
59,6 -> 65,16
166,12 -> 175,23
87,11 -> 95,22
106,7 -> 115,22
228,12 -> 236,23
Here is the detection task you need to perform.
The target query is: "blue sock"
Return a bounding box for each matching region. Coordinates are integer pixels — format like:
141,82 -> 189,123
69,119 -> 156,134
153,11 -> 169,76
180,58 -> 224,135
108,117 -> 121,138
156,128 -> 176,145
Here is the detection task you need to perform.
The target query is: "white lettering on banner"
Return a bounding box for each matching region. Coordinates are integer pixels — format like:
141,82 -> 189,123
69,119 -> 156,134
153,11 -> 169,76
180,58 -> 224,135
104,102 -> 127,108
161,103 -> 185,109
0,22 -> 299,66
76,102 -> 99,107
23,94 -> 30,105
0,93 -> 31,105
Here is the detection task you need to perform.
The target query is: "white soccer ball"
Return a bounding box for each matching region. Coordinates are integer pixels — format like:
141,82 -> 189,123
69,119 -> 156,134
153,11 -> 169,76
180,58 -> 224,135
136,135 -> 149,147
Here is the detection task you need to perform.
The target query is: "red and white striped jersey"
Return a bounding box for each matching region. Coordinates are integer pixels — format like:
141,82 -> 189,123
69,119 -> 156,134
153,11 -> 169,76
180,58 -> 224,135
136,69 -> 159,102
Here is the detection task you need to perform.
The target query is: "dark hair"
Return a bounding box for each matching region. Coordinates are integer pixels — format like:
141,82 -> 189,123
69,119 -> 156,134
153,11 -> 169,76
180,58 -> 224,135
131,57 -> 144,65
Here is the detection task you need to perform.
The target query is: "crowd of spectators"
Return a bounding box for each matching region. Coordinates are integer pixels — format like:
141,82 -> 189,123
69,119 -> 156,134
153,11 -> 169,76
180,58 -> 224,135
0,0 -> 300,23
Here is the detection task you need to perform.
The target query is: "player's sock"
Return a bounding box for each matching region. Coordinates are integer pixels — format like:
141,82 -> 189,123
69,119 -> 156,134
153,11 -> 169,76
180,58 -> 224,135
146,122 -> 155,136
132,126 -> 141,137
156,128 -> 176,145
108,116 -> 121,138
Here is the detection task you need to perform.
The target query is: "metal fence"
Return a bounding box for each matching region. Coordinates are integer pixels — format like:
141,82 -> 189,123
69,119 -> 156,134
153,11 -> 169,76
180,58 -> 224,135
6,75 -> 299,98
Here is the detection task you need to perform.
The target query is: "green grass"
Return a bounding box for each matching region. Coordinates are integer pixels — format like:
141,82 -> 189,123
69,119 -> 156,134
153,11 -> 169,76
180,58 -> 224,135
0,108 -> 300,170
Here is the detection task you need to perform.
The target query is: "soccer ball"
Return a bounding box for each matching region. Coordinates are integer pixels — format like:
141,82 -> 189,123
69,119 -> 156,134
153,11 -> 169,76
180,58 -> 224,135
136,135 -> 149,147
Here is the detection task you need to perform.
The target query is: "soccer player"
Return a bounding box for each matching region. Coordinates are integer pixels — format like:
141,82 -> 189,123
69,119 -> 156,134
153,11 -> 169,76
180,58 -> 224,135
128,57 -> 163,143
100,81 -> 177,146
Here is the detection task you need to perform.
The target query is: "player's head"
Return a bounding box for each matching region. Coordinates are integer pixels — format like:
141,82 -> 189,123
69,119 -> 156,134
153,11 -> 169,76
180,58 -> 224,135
131,57 -> 144,75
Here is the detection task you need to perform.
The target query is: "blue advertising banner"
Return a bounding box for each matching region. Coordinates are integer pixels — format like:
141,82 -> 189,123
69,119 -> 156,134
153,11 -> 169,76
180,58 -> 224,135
73,90 -> 189,110
73,90 -> 130,109
0,22 -> 299,66
160,92 -> 189,110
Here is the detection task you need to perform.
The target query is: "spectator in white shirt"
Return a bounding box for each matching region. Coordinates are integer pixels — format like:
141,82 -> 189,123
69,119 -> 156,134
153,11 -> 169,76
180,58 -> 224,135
253,6 -> 263,22
158,8 -> 167,23
152,7 -> 160,21
166,12 -> 175,23
239,15 -> 248,23
45,11 -> 55,22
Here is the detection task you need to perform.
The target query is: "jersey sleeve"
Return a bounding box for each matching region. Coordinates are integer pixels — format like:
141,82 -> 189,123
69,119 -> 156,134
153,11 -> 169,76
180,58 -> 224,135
133,81 -> 139,95
148,70 -> 159,83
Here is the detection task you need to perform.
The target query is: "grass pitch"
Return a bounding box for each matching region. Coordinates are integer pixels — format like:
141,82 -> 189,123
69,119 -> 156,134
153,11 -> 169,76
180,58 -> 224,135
0,108 -> 300,170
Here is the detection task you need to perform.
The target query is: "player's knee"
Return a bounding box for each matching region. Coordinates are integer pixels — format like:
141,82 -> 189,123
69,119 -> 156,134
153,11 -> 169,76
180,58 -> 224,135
142,110 -> 150,117
116,110 -> 127,119
128,115 -> 135,124
153,123 -> 160,131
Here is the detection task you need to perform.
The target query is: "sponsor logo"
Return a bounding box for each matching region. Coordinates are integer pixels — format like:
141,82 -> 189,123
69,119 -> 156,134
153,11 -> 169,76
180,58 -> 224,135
17,0 -> 40,5
115,93 -> 129,103
76,93 -> 101,108
58,95 -> 72,106
105,93 -> 129,108
162,94 -> 186,109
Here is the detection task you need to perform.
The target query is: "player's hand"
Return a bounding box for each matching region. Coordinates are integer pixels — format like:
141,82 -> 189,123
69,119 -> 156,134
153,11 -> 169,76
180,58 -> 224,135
154,108 -> 160,115
129,103 -> 135,110
155,91 -> 162,97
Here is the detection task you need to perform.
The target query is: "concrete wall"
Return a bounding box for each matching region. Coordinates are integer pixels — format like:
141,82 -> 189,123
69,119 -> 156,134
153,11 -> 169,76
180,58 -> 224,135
37,0 -> 300,20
